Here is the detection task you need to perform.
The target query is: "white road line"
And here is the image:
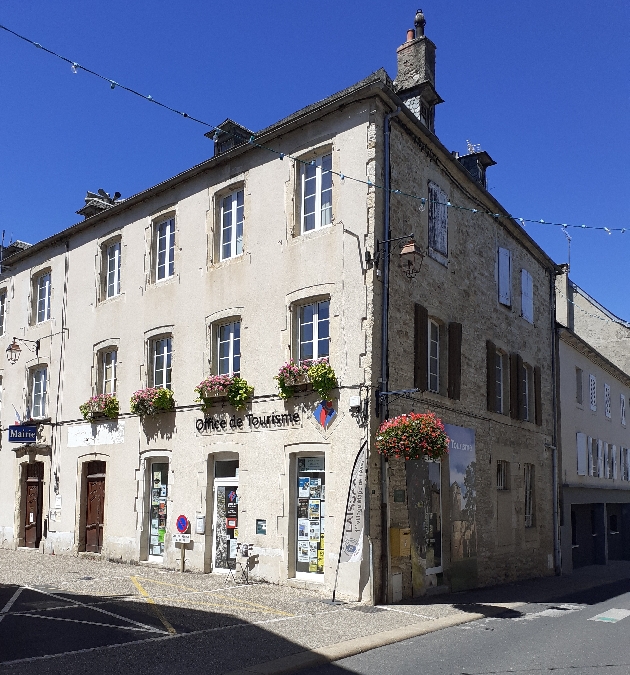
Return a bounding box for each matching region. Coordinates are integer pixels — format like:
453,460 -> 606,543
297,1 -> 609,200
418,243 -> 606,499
0,587 -> 23,624
378,606 -> 436,621
23,586 -> 167,634
12,613 -> 154,631
589,608 -> 630,623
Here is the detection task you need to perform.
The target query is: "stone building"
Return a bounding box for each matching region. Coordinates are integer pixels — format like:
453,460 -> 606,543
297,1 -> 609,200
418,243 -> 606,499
0,12 -> 558,603
556,276 -> 630,572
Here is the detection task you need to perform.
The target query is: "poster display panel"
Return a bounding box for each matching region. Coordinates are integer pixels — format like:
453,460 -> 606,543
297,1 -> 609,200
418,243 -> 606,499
296,456 -> 325,574
149,462 -> 168,558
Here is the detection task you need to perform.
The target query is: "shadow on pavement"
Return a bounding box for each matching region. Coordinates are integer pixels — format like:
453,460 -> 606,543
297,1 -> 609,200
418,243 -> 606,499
0,582 -> 352,675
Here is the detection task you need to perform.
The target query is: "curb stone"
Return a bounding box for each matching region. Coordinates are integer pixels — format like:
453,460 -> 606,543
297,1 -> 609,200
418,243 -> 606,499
227,603 -> 524,675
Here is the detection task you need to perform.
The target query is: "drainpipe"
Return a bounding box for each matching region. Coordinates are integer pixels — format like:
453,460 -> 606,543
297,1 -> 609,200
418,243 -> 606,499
550,267 -> 561,574
379,107 -> 400,604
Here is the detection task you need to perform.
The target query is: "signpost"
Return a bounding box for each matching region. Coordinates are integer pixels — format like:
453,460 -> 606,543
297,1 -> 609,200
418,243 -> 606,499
8,425 -> 37,444
175,514 -> 190,572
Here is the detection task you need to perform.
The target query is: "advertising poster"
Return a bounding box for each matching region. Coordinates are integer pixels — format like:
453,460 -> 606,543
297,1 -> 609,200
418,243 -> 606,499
158,528 -> 165,543
229,538 -> 238,559
298,542 -> 309,562
320,534 -> 325,548
298,519 -> 309,540
309,542 -> 318,571
339,445 -> 366,564
151,535 -> 158,545
298,499 -> 309,518
309,478 -> 322,499
308,500 -> 320,519
304,457 -> 325,471
298,477 -> 310,497
160,486 -> 167,498
309,520 -> 320,541
151,519 -> 158,535
317,548 -> 324,572
152,489 -> 160,505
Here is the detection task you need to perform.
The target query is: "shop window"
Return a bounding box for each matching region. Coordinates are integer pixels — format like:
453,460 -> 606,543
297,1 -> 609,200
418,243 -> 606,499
296,456 -> 325,576
148,462 -> 168,559
298,300 -> 330,362
300,154 -> 332,233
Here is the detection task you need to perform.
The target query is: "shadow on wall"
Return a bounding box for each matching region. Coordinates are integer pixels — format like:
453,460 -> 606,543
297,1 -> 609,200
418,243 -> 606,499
0,582 -> 354,675
142,411 -> 176,442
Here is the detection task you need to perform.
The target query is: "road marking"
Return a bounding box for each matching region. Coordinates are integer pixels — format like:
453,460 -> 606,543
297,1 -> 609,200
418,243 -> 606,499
0,587 -> 23,624
12,613 -> 154,632
589,608 -> 630,623
379,606 -> 436,621
130,576 -> 177,634
23,585 -> 166,634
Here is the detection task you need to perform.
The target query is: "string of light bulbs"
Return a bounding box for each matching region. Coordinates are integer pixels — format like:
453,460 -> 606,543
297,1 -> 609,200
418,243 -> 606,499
1,22 -> 626,235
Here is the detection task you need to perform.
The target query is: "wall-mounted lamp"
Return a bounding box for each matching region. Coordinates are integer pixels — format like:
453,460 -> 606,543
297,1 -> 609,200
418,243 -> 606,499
6,337 -> 40,364
399,241 -> 424,279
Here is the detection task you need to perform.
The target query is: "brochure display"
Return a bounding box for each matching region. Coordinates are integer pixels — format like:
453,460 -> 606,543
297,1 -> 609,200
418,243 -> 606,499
296,456 -> 325,574
215,485 -> 238,569
149,462 -> 168,558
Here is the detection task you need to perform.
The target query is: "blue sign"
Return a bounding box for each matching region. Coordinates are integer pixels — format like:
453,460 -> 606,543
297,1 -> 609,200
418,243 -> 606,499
8,425 -> 37,444
176,515 -> 189,534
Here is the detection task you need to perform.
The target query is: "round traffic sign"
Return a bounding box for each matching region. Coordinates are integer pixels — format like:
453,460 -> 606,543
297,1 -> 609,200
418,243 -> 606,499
176,514 -> 189,533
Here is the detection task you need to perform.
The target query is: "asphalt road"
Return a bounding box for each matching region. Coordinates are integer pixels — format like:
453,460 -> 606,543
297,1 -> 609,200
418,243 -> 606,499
303,579 -> 630,675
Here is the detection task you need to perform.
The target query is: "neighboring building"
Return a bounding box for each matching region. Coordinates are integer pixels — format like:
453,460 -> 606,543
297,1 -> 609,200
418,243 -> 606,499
556,277 -> 630,572
0,12 -> 558,603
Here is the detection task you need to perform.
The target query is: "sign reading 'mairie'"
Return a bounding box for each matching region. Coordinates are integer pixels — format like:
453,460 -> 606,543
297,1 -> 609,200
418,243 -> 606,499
8,425 -> 37,444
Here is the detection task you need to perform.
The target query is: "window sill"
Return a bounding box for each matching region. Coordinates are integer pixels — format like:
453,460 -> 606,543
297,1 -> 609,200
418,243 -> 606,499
293,222 -> 335,242
98,292 -> 125,307
211,254 -> 245,270
427,247 -> 448,267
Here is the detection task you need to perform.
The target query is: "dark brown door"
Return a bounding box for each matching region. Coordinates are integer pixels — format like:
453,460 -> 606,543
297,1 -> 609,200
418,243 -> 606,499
85,461 -> 106,553
24,462 -> 44,548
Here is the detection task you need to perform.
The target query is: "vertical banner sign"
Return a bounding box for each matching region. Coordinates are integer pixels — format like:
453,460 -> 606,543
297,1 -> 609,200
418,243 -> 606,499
339,444 -> 366,563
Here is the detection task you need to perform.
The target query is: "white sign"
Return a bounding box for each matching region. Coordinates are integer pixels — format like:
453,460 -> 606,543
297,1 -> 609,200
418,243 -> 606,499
173,533 -> 191,544
67,421 -> 125,447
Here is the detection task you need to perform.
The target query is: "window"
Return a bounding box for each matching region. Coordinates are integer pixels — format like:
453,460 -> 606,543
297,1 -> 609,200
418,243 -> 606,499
428,320 -> 440,393
106,242 -> 121,298
31,367 -> 47,418
622,394 -> 626,426
521,269 -> 533,323
498,247 -> 512,306
495,350 -> 507,414
496,460 -> 509,490
576,367 -> 583,405
612,444 -> 618,480
220,190 -> 244,260
576,432 -> 587,476
156,218 -> 175,281
622,448 -> 630,481
218,321 -> 241,376
589,374 -> 597,412
299,300 -> 330,362
36,272 -> 51,323
604,442 -> 610,479
428,181 -> 448,263
597,439 -> 604,478
101,350 -> 117,395
588,436 -> 595,476
520,363 -> 534,422
152,338 -> 172,389
605,384 -> 611,419
0,289 -> 6,336
301,154 -> 332,233
524,463 -> 534,527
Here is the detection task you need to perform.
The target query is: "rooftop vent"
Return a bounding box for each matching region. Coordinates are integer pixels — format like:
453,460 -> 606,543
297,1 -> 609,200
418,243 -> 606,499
76,189 -> 122,219
456,142 -> 496,189
204,119 -> 253,157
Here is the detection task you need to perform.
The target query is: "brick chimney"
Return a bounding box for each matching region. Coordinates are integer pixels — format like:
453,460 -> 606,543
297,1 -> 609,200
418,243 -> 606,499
394,10 -> 443,133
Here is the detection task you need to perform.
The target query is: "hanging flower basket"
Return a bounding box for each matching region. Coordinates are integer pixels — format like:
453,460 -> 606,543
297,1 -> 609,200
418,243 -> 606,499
275,358 -> 337,400
79,394 -> 119,422
130,387 -> 175,417
376,412 -> 449,461
195,375 -> 253,411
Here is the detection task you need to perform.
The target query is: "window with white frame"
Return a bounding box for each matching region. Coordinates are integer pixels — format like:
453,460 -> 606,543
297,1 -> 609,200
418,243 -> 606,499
152,337 -> 172,389
521,269 -> 533,323
428,320 -> 440,393
220,190 -> 244,260
589,374 -> 597,411
597,439 -> 604,478
0,289 -> 6,336
498,247 -> 512,306
524,463 -> 534,527
36,272 -> 51,323
217,321 -> 241,376
299,300 -> 330,362
428,181 -> 448,263
156,218 -> 175,281
496,460 -> 509,490
576,367 -> 583,405
31,367 -> 47,418
521,362 -> 534,422
101,349 -> 117,395
622,394 -> 626,426
612,444 -> 618,479
604,442 -> 610,478
106,242 -> 121,298
588,436 -> 595,476
605,384 -> 611,419
300,154 -> 332,233
495,350 -> 506,414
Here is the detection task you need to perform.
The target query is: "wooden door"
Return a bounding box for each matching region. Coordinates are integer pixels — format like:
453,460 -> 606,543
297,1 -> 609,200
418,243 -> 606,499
85,461 -> 106,553
24,462 -> 43,548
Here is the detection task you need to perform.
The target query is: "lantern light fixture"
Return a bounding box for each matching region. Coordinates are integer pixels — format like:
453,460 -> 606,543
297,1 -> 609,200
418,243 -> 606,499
365,233 -> 425,280
6,337 -> 40,364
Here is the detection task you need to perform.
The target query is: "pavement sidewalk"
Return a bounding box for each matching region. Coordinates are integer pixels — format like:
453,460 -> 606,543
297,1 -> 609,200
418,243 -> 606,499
1,548 -> 629,674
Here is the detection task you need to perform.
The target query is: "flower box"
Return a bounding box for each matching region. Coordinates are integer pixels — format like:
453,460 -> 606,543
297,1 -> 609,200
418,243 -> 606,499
79,394 -> 119,423
130,387 -> 175,417
275,358 -> 336,400
195,375 -> 253,411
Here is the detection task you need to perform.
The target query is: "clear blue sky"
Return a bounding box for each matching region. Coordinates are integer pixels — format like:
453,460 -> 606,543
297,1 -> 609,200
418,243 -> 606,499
1,1 -> 628,317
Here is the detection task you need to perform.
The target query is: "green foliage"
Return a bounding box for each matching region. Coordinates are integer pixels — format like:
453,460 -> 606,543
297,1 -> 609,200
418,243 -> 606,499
130,387 -> 175,416
226,377 -> 254,411
306,360 -> 337,400
79,394 -> 119,422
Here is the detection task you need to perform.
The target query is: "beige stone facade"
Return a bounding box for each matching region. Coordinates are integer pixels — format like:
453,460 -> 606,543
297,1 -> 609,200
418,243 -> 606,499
0,14 -> 560,603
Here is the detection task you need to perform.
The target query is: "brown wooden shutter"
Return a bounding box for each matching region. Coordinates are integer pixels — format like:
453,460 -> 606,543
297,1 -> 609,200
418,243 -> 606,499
534,365 -> 542,426
510,353 -> 520,419
414,304 -> 428,391
448,322 -> 462,400
486,340 -> 496,412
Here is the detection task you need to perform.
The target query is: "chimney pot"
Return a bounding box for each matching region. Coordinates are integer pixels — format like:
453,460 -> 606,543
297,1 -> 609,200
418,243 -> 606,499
406,29 -> 415,42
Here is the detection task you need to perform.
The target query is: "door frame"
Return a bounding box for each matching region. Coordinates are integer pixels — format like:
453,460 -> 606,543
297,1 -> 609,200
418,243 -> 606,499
75,453 -> 110,554
84,461 -> 106,553
211,476 -> 239,573
23,462 -> 44,548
